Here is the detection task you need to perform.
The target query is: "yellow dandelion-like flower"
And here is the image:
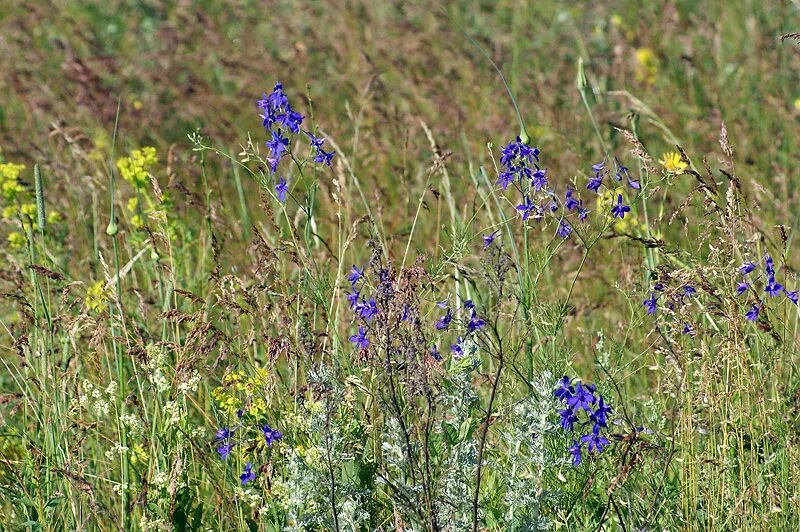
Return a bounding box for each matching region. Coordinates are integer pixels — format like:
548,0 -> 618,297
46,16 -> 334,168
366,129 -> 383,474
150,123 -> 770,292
659,151 -> 688,174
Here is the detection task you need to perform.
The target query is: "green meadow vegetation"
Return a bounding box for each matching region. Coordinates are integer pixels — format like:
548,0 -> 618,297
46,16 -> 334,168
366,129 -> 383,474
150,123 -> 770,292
1,1 -> 800,530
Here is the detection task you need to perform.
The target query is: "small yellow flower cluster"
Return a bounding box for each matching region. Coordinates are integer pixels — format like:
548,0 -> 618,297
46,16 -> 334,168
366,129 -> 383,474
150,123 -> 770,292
0,159 -> 62,248
211,368 -> 271,417
634,47 -> 659,85
659,151 -> 688,174
85,280 -> 108,313
117,147 -> 157,190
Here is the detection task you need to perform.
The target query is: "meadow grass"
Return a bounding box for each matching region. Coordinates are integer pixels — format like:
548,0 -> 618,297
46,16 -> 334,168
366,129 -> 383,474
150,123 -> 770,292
1,1 -> 800,530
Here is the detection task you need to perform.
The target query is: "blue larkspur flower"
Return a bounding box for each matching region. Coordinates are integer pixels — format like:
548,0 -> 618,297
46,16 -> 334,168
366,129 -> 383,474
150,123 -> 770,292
556,219 -> 572,238
566,382 -> 596,413
347,265 -> 365,286
266,129 -> 289,159
217,442 -> 233,460
740,261 -> 757,275
516,196 -> 537,221
349,326 -> 369,349
483,231 -> 499,249
275,177 -> 288,203
553,376 -> 575,400
564,188 -> 579,211
559,407 -> 578,431
610,194 -> 630,219
450,337 -> 464,358
467,311 -> 485,333
745,303 -> 761,321
736,282 -> 749,296
785,289 -> 799,305
434,307 -> 452,331
240,462 -> 256,485
643,293 -> 658,315
581,427 -> 610,453
262,424 -> 283,447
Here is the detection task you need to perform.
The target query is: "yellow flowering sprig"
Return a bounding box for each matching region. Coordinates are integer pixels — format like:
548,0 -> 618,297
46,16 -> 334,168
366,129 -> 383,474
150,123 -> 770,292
659,151 -> 688,174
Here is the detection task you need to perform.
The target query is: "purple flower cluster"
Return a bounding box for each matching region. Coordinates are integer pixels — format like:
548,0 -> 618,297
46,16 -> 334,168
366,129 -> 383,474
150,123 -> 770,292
738,254 -> 797,321
553,376 -> 612,466
347,264 -> 392,350
432,298 -> 486,361
642,282 -> 696,323
495,137 -> 639,237
257,82 -> 334,202
214,422 -> 283,485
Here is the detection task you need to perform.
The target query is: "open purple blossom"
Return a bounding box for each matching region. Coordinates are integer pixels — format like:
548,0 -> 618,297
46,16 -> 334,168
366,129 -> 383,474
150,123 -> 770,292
785,289 -> 799,305
497,171 -> 515,189
349,326 -> 369,349
358,298 -> 379,320
682,285 -> 696,296
556,219 -> 572,238
347,265 -> 365,287
553,376 -> 575,400
275,177 -> 288,203
736,282 -> 749,296
434,307 -> 452,331
240,462 -> 256,485
590,397 -> 613,429
463,300 -> 475,310
450,337 -> 464,358
564,189 -> 579,210
266,129 -> 289,159
581,427 -> 610,453
610,194 -> 631,219
516,196 -> 537,221
262,424 -> 283,447
276,108 -> 304,133
314,148 -> 335,166
745,303 -> 761,321
215,427 -> 233,440
306,131 -> 325,149
347,290 -> 360,309
483,231 -> 499,249
765,279 -> 784,297
740,261 -> 757,275
559,407 -> 578,431
643,293 -> 658,315
531,168 -> 548,191
466,311 -> 485,333
683,323 -> 695,336
217,443 -> 233,460
566,382 -> 596,413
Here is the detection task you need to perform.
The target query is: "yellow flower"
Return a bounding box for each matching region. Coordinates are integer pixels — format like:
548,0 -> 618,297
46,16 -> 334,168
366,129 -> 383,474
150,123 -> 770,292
85,281 -> 108,313
131,214 -> 144,229
634,47 -> 658,85
47,211 -> 62,224
659,151 -> 688,174
610,14 -> 623,28
117,147 -> 157,190
794,98 -> 800,111
7,232 -> 25,250
20,203 -> 36,218
130,443 -> 148,465
0,162 -> 25,182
